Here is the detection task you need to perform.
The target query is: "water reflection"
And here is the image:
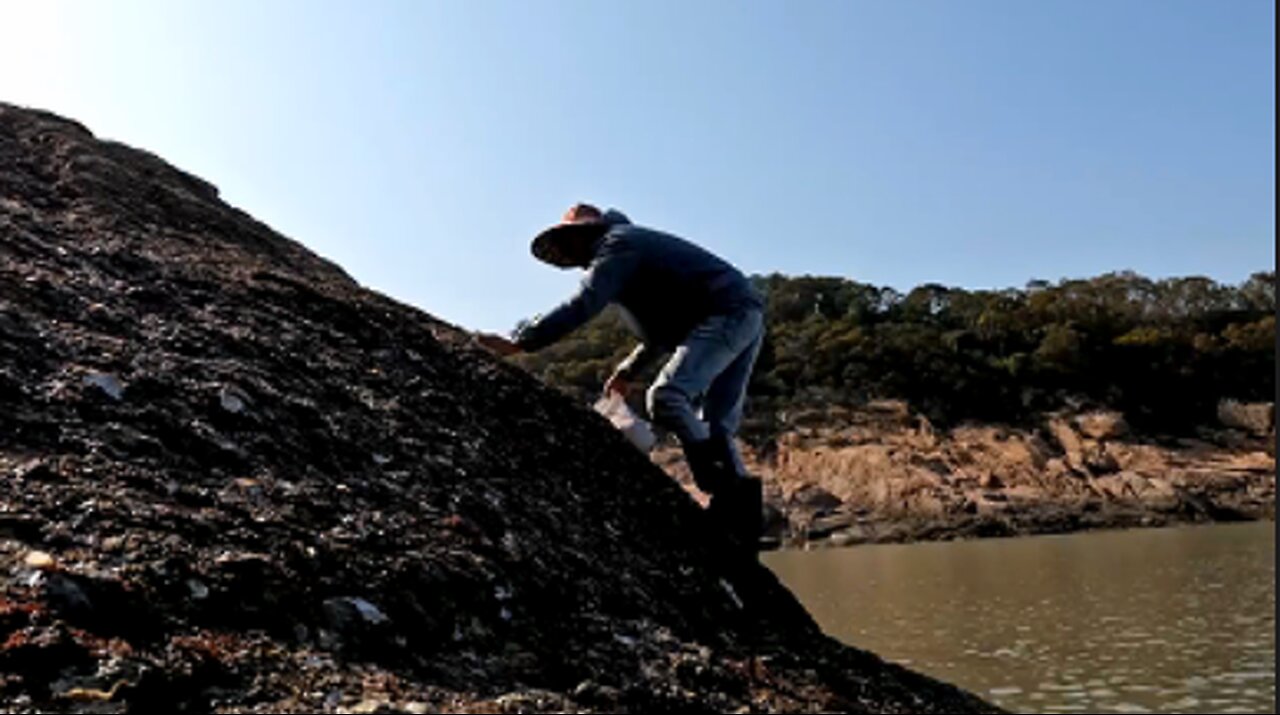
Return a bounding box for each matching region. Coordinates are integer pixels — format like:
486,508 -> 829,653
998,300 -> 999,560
764,523 -> 1275,714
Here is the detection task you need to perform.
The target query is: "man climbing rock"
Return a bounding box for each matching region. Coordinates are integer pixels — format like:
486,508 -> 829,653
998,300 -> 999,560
479,203 -> 765,554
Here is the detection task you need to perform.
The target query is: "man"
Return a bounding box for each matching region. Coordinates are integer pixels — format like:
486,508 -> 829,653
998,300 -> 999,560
480,203 -> 765,551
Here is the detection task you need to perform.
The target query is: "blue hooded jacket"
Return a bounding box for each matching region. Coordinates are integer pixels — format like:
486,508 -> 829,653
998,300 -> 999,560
514,210 -> 763,377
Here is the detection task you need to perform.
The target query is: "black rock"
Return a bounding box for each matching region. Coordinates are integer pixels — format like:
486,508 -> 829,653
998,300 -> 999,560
0,102 -> 1000,713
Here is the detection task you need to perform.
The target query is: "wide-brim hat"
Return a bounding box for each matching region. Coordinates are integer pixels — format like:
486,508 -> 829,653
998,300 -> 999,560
531,203 -> 607,264
531,222 -> 609,264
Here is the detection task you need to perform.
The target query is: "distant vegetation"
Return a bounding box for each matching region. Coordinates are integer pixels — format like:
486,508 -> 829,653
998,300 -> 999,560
513,271 -> 1275,432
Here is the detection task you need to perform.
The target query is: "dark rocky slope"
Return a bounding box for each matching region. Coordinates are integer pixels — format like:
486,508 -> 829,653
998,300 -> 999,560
0,103 -> 999,713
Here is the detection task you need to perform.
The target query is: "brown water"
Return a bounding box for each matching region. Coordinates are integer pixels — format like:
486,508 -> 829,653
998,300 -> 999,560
764,522 -> 1275,714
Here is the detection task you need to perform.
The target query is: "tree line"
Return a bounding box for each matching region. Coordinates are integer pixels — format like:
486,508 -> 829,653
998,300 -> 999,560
512,271 -> 1275,432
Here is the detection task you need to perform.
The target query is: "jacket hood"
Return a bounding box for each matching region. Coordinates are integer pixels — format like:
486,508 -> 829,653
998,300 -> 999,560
600,208 -> 631,226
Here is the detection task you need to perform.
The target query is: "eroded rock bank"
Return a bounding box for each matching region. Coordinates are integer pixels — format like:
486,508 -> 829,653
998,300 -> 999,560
656,400 -> 1274,548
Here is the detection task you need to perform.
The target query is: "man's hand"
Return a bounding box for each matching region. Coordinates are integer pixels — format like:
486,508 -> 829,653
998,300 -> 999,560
475,333 -> 522,357
604,372 -> 632,397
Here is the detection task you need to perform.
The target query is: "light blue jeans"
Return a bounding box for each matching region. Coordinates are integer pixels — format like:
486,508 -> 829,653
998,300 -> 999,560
646,307 -> 765,475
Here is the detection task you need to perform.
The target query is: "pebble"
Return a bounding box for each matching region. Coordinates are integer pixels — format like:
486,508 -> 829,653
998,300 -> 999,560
24,550 -> 55,569
82,372 -> 124,400
220,385 -> 248,413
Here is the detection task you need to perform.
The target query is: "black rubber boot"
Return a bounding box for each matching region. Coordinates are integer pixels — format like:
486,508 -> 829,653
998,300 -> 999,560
696,433 -> 762,558
735,476 -> 764,551
683,437 -> 735,496
708,477 -> 763,558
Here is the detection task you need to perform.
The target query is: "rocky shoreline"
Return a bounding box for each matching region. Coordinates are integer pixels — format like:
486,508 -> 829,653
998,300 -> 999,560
654,400 -> 1275,550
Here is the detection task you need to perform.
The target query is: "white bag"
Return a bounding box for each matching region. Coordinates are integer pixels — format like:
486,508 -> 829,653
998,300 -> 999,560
593,392 -> 657,453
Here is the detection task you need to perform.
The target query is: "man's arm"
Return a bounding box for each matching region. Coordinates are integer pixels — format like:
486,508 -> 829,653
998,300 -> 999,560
615,343 -> 661,379
604,342 -> 663,396
514,238 -> 637,352
474,332 -> 522,356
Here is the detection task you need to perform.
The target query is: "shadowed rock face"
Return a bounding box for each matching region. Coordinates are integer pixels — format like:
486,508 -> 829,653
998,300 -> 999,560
0,103 -> 999,713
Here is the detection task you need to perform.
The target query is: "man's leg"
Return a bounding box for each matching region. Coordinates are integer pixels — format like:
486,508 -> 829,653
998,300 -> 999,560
647,310 -> 761,494
702,311 -> 764,474
701,312 -> 765,552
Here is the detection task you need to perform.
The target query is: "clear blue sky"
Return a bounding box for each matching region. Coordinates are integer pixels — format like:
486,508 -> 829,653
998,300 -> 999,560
2,1 -> 1274,332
